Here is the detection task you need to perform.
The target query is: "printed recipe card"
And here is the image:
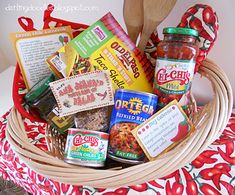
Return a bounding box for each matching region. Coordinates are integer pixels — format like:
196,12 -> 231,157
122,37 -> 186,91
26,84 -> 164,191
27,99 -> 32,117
132,100 -> 194,161
10,26 -> 72,89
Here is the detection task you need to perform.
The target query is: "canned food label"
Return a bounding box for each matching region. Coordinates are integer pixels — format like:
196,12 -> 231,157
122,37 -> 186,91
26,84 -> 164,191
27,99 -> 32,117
132,100 -> 194,161
108,90 -> 157,161
154,58 -> 195,94
64,129 -> 109,162
110,96 -> 156,126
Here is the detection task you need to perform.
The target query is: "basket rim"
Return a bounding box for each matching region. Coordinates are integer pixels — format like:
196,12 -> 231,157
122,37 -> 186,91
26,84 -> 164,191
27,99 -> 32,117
6,58 -> 233,188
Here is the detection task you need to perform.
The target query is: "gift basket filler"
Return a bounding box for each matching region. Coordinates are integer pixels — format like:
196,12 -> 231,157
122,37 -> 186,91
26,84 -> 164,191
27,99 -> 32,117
6,1 -> 233,188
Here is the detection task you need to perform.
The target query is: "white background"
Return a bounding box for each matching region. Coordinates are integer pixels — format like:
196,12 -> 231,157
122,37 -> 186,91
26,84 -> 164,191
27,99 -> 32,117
0,0 -> 234,115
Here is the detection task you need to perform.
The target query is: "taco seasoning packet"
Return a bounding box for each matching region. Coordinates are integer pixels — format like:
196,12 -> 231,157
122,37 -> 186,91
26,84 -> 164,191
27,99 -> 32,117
46,13 -> 153,93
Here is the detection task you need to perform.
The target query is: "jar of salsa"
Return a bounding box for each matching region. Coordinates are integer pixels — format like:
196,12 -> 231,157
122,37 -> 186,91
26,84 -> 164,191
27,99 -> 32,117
153,27 -> 199,109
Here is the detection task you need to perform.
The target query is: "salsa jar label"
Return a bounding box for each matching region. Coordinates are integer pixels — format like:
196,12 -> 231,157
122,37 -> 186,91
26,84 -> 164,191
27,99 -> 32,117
154,58 -> 195,94
154,58 -> 195,107
108,89 -> 157,163
64,128 -> 109,167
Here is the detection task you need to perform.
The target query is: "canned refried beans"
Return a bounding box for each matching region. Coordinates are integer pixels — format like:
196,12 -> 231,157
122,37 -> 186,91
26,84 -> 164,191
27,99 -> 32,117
108,89 -> 158,164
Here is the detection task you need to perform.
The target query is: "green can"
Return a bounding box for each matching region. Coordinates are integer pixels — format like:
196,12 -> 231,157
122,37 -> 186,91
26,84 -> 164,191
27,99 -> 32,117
64,128 -> 109,167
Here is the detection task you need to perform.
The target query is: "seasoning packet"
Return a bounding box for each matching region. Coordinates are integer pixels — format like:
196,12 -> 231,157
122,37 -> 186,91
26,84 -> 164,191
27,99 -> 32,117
132,100 -> 194,161
46,12 -> 153,93
10,26 -> 73,89
74,107 -> 109,132
49,70 -> 114,117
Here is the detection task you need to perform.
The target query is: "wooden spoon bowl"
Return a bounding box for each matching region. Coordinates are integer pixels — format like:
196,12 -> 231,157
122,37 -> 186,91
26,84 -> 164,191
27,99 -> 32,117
138,0 -> 177,52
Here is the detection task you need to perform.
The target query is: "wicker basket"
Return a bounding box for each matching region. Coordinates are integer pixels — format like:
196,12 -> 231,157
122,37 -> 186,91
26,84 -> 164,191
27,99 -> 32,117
6,58 -> 233,188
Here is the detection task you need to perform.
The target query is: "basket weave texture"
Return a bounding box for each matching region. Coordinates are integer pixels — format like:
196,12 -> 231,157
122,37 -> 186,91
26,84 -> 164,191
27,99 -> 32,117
6,59 -> 233,188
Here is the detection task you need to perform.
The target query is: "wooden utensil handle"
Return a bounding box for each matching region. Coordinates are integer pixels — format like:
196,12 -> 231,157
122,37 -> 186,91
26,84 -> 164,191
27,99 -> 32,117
123,0 -> 143,44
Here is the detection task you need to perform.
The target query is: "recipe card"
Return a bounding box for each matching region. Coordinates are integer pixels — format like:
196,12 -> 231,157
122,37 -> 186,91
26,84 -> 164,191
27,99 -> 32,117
132,100 -> 194,161
10,26 -> 72,89
49,70 -> 114,117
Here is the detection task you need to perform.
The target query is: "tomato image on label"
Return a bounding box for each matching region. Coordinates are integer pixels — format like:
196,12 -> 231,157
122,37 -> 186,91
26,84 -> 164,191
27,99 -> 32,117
153,27 -> 199,109
154,58 -> 195,108
171,120 -> 189,142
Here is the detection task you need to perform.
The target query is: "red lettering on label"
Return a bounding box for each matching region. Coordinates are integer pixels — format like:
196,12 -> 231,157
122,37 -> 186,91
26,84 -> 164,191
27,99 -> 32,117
156,68 -> 190,85
111,42 -> 140,78
73,93 -> 95,106
75,79 -> 104,90
59,84 -> 74,96
73,134 -> 99,147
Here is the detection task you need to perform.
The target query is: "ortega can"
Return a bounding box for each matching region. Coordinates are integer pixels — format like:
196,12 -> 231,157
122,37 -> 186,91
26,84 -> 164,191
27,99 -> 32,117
64,128 -> 109,167
108,89 -> 158,164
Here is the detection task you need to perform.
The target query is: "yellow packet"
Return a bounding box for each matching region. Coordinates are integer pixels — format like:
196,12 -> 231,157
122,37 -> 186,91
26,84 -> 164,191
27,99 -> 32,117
46,13 -> 153,93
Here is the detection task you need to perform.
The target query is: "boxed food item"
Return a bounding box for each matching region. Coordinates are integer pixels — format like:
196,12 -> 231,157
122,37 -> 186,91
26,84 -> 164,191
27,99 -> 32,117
46,13 -> 153,93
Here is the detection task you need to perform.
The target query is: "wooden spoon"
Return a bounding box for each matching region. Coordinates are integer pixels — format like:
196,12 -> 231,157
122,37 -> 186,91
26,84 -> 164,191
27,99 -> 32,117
123,0 -> 143,44
138,0 -> 177,52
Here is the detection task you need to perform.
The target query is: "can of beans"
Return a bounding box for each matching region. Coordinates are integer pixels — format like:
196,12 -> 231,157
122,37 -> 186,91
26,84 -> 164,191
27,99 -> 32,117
108,89 -> 158,164
64,128 -> 109,167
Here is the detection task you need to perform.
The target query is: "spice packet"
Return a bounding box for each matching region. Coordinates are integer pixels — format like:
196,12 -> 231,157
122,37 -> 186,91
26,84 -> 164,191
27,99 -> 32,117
49,70 -> 114,117
47,106 -> 74,133
46,12 -> 153,93
132,100 -> 194,161
74,107 -> 109,132
10,26 -> 73,89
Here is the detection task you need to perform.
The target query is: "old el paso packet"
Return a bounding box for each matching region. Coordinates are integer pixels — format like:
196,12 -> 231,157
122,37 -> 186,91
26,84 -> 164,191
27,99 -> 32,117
132,100 -> 194,161
46,12 -> 153,93
49,70 -> 114,117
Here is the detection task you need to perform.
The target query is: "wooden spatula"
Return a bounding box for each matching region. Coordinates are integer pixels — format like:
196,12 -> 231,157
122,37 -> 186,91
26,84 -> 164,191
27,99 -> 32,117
123,0 -> 143,44
138,0 -> 177,52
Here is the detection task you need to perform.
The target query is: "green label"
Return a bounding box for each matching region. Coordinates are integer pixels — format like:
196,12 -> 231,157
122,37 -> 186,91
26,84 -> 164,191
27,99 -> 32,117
65,132 -> 108,162
116,150 -> 138,160
154,81 -> 192,95
70,20 -> 114,58
68,145 -> 105,161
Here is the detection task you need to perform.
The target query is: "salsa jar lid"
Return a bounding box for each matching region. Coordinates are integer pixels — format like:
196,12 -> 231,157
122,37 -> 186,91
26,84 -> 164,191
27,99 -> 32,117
25,74 -> 55,103
163,27 -> 198,37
